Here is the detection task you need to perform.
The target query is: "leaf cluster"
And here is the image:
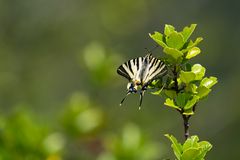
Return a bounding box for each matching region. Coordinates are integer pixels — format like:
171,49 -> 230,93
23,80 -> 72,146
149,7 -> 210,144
165,134 -> 212,160
149,24 -> 218,115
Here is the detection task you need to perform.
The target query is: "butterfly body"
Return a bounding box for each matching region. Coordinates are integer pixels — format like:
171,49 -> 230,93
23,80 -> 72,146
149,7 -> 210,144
117,53 -> 167,107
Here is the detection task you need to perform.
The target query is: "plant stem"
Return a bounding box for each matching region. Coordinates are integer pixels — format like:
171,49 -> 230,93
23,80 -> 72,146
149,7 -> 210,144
182,115 -> 190,140
173,65 -> 179,93
173,65 -> 192,140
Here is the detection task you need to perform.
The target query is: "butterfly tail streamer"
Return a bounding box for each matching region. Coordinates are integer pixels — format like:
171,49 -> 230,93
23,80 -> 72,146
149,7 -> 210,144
139,90 -> 145,109
120,92 -> 131,106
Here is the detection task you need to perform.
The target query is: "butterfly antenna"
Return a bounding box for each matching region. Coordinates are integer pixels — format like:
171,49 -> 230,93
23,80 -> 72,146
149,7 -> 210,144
120,92 -> 131,106
144,47 -> 151,54
144,45 -> 159,54
150,44 -> 159,52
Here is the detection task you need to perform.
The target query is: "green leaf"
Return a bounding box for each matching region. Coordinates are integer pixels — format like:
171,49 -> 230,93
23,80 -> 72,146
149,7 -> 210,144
165,134 -> 183,160
164,98 -> 181,110
200,77 -> 218,88
175,93 -> 190,108
183,136 -> 199,151
197,86 -> 211,99
166,135 -> 212,160
163,47 -> 183,60
151,87 -> 164,95
179,71 -> 196,84
181,24 -> 197,42
189,37 -> 203,48
182,37 -> 203,53
184,95 -> 199,110
166,31 -> 185,49
185,83 -> 198,94
196,141 -> 212,160
185,63 -> 192,71
164,24 -> 175,36
181,148 -> 201,160
149,32 -> 167,48
186,47 -> 201,59
198,141 -> 212,150
164,90 -> 177,99
183,109 -> 194,115
191,64 -> 206,80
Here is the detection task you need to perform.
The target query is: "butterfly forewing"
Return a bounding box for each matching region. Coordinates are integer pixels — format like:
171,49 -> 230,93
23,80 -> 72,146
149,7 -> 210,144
117,57 -> 142,81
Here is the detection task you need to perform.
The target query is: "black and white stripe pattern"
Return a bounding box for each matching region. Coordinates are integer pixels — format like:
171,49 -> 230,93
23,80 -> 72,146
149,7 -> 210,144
117,54 -> 167,85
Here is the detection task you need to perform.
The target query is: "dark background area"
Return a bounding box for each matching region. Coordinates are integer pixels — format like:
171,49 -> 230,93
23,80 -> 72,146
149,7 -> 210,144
0,0 -> 239,159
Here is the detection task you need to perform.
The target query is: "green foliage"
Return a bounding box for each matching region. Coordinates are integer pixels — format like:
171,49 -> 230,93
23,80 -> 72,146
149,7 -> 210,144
149,24 -> 203,63
149,24 -> 218,115
149,24 -> 217,159
165,134 -> 212,160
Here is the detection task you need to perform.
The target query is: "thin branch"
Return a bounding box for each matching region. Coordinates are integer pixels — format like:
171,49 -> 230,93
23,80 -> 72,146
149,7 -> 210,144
182,115 -> 190,140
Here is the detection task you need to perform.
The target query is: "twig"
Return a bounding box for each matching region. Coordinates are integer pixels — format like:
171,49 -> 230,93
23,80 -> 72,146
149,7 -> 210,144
182,115 -> 190,140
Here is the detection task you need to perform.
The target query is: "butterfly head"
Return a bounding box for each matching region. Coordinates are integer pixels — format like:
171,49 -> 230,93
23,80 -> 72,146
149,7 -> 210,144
127,82 -> 138,93
120,81 -> 143,107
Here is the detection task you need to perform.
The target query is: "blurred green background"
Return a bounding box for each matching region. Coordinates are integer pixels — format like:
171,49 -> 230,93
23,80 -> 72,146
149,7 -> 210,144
0,0 -> 239,159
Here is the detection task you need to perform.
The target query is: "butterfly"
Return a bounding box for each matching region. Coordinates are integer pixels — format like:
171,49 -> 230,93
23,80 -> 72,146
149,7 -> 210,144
117,53 -> 167,109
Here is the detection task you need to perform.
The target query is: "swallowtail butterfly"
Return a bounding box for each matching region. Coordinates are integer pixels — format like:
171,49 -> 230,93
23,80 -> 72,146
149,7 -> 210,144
117,53 -> 167,109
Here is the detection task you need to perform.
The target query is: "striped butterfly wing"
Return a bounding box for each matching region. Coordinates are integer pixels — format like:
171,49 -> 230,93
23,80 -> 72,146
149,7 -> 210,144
117,54 -> 167,107
142,55 -> 167,84
117,54 -> 167,84
117,56 -> 143,81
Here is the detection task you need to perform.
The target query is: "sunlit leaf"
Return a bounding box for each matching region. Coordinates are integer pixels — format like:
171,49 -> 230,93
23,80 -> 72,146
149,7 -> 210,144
164,24 -> 175,36
179,71 -> 196,84
184,95 -> 199,110
149,32 -> 167,48
165,134 -> 183,160
182,37 -> 203,53
166,135 -> 212,160
196,141 -> 212,160
181,24 -> 197,42
163,47 -> 183,60
164,98 -> 181,110
197,86 -> 211,98
185,83 -> 198,94
151,88 -> 164,95
166,31 -> 185,49
183,109 -> 194,115
191,64 -> 206,80
183,136 -> 199,151
181,148 -> 201,160
186,47 -> 201,59
198,141 -> 212,150
200,77 -> 218,88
